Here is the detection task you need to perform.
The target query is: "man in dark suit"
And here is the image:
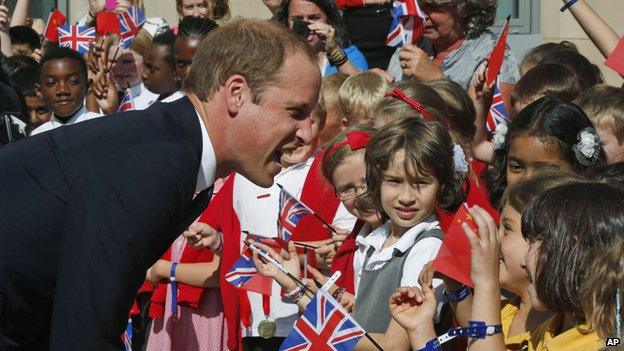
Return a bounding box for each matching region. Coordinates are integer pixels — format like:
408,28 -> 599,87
0,19 -> 321,350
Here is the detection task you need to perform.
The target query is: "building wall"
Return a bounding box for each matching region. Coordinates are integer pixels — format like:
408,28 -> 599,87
541,0 -> 623,86
68,0 -> 271,27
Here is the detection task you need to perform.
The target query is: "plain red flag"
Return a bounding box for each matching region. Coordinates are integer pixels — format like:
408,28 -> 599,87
96,11 -> 121,36
605,37 -> 624,77
431,203 -> 479,287
44,9 -> 67,42
486,15 -> 511,86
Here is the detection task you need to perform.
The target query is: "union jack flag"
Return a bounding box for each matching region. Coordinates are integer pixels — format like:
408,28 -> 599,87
225,248 -> 257,288
386,0 -> 425,47
279,289 -> 365,351
57,25 -> 96,55
277,185 -> 313,242
117,6 -> 146,49
486,81 -> 510,133
118,89 -> 135,112
122,318 -> 132,351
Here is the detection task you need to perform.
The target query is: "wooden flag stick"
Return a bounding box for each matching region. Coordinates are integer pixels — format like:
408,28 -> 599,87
363,333 -> 385,351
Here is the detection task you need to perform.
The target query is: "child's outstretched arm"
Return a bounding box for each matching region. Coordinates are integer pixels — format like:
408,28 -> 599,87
471,64 -> 495,164
463,206 -> 505,351
389,285 -> 439,350
563,0 -> 620,58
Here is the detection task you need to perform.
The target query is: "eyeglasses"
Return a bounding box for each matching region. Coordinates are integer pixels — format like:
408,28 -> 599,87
335,183 -> 367,200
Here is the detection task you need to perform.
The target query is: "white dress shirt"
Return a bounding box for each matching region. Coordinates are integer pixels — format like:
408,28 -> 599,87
194,109 -> 216,193
30,106 -> 102,136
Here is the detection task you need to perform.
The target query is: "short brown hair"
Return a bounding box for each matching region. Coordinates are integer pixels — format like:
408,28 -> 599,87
183,19 -> 315,103
426,79 -> 476,143
520,41 -> 578,75
575,84 -> 624,143
374,81 -> 448,127
365,117 -> 465,217
338,72 -> 390,125
512,63 -> 582,106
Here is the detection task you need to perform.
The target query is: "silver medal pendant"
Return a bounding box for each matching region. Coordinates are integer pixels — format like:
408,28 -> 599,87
257,318 -> 277,339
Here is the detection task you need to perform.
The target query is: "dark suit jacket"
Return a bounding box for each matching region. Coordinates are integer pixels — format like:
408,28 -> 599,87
0,97 -> 212,350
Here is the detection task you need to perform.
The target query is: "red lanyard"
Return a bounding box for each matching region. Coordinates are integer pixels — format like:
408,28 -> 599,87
262,294 -> 270,318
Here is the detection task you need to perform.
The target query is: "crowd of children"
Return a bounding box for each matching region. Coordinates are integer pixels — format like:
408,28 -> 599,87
0,0 -> 623,350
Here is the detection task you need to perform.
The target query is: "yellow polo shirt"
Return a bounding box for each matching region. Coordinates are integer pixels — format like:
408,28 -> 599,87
501,298 -> 531,351
528,315 -> 603,351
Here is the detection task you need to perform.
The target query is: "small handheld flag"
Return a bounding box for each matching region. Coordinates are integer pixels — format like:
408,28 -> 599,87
117,7 -> 146,49
386,0 -> 425,48
485,16 -> 511,134
486,15 -> 511,86
96,11 -> 121,36
485,82 -> 510,134
279,289 -> 366,351
118,89 -> 135,112
431,203 -> 478,287
57,25 -> 96,55
44,9 -> 67,42
277,184 -> 338,240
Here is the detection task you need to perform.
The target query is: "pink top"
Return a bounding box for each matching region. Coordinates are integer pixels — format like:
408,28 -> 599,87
146,235 -> 228,351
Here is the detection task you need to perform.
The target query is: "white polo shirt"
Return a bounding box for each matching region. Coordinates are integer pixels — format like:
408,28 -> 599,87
30,106 -> 102,136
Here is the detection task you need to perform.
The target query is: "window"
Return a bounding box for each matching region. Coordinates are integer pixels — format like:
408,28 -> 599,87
493,0 -> 538,35
5,0 -> 58,24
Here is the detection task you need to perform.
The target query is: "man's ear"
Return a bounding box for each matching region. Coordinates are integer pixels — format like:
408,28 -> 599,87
224,74 -> 251,116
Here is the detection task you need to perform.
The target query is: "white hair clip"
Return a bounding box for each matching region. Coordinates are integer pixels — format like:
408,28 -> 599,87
453,144 -> 469,174
573,127 -> 601,166
492,124 -> 508,151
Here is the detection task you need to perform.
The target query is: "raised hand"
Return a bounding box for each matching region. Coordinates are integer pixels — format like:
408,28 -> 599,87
251,241 -> 300,292
398,44 -> 445,82
389,284 -> 438,333
183,221 -> 223,251
462,206 -> 500,287
308,22 -> 339,53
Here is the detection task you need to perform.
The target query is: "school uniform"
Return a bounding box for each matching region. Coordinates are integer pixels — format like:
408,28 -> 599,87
528,315 -> 603,351
200,151 -> 356,350
500,297 -> 532,351
30,105 -> 102,136
353,215 -> 444,333
161,90 -> 186,103
128,82 -> 159,110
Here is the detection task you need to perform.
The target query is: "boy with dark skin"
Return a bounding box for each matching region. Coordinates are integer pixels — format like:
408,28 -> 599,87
31,47 -> 101,135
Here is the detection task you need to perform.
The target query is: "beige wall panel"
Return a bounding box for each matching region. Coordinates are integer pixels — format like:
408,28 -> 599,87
541,0 -> 624,86
68,0 -> 271,25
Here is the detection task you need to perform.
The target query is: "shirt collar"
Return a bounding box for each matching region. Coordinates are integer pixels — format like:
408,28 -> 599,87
356,214 -> 439,255
194,109 -> 217,192
52,105 -> 86,125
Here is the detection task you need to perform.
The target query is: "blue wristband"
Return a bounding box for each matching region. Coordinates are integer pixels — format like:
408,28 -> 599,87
170,262 -> 179,316
560,0 -> 578,12
447,320 -> 502,339
443,285 -> 471,302
416,337 -> 441,351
